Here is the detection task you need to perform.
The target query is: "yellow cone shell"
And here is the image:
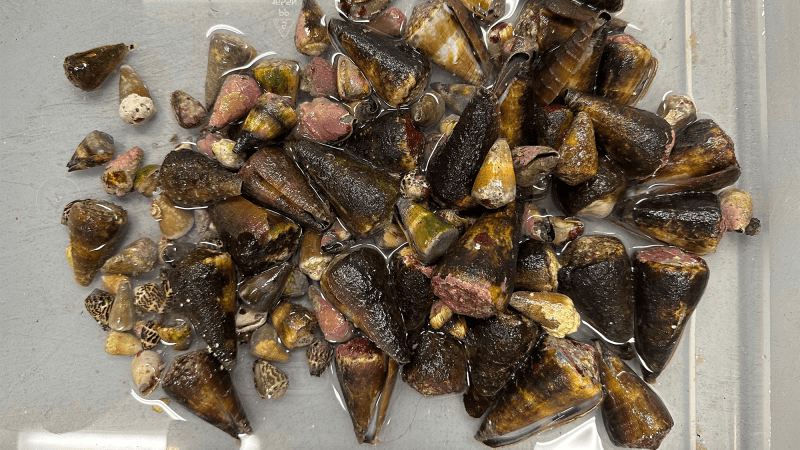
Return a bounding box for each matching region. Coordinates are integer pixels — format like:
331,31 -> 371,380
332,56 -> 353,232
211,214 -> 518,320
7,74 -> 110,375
406,0 -> 483,85
472,138 -> 516,209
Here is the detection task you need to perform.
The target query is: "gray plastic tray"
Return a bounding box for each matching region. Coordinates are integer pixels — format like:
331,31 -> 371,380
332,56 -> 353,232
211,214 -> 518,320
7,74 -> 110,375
1,0 -> 791,448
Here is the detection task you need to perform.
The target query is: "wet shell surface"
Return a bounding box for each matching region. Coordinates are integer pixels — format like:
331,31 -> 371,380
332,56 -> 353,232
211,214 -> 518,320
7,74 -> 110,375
139,320 -> 162,349
132,350 -> 165,396
253,359 -> 290,399
306,338 -> 334,377
105,331 -> 141,356
84,289 -> 113,330
134,282 -> 167,314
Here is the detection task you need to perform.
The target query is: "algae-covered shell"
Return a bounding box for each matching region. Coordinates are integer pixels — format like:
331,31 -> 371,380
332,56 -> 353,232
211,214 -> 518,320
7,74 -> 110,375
252,58 -> 300,105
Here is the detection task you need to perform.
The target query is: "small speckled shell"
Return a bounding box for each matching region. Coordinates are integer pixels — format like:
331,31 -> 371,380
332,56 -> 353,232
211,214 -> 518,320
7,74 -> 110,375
140,320 -> 162,349
134,282 -> 168,314
253,359 -> 290,399
85,289 -> 113,330
306,338 -> 334,377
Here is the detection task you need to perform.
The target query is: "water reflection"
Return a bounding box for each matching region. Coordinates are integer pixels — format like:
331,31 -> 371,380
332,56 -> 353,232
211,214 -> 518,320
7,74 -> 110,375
534,417 -> 605,450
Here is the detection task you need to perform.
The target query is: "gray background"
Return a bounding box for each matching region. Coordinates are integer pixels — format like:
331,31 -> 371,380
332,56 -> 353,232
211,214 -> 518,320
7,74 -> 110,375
0,0 -> 796,449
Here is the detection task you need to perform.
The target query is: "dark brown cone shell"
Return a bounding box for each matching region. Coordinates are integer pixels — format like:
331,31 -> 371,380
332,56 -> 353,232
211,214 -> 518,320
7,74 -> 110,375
633,247 -> 709,382
533,104 -> 573,150
557,235 -> 634,345
162,350 -> 252,438
390,246 -> 436,332
475,336 -> 602,447
343,110 -> 424,174
463,311 -> 542,418
643,119 -> 740,195
291,140 -> 399,239
322,247 -> 410,363
402,326 -> 468,396
238,262 -> 295,312
596,341 -> 674,449
516,240 -> 560,293
239,146 -> 333,231
159,149 -> 242,208
612,191 -> 723,254
427,87 -> 499,210
64,43 -> 131,91
565,90 -> 674,179
335,337 -> 390,444
168,248 -> 238,369
208,196 -> 301,276
595,34 -> 657,106
328,19 -> 430,107
555,156 -> 627,219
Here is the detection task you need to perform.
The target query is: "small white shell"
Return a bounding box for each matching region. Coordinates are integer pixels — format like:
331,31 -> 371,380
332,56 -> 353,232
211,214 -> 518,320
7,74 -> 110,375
132,350 -> 165,396
119,94 -> 156,126
236,307 -> 268,333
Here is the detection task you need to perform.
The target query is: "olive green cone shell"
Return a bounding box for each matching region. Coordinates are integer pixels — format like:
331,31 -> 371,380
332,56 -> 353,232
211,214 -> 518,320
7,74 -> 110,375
395,198 -> 460,265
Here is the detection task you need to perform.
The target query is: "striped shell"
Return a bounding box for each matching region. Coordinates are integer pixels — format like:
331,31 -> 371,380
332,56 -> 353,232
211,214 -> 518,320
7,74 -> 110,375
253,359 -> 289,399
140,320 -> 162,349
